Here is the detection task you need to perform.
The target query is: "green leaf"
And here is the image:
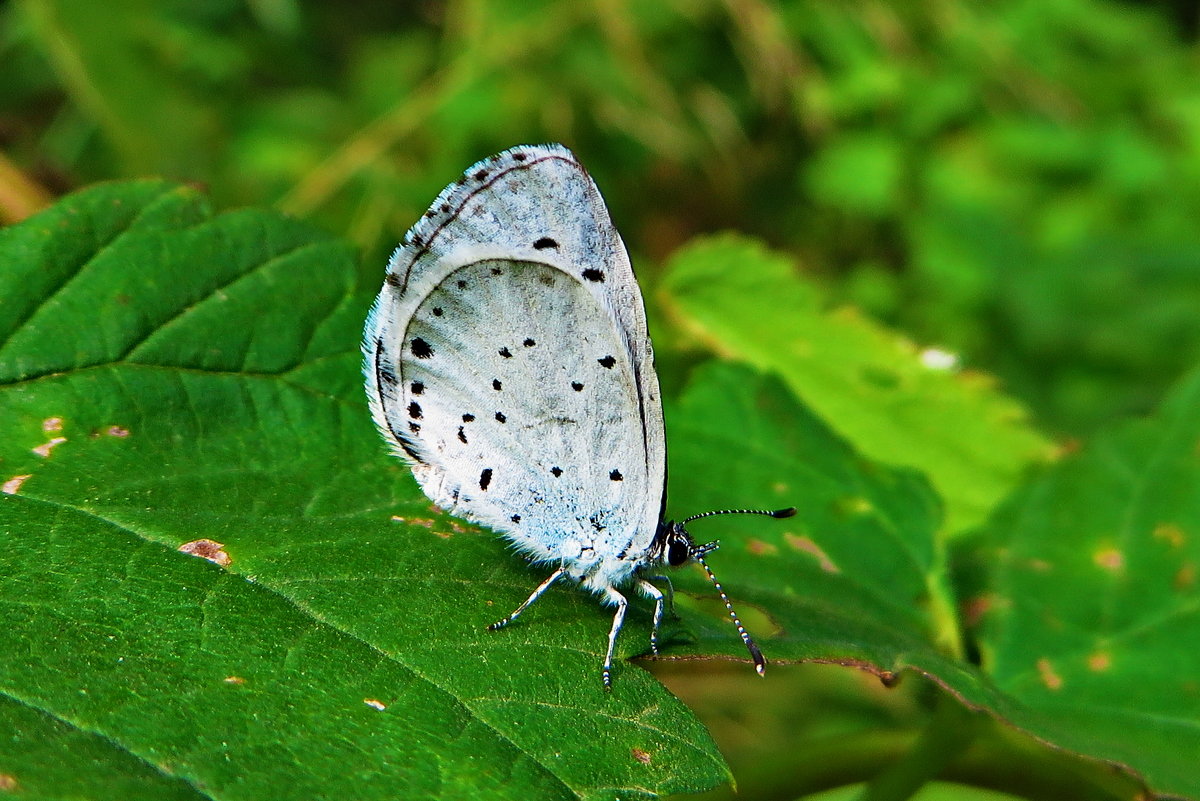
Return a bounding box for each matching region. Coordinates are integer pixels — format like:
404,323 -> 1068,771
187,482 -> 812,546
0,181 -> 727,800
660,234 -> 1055,535
804,132 -> 905,216
660,361 -> 961,665
961,366 -> 1200,799
661,362 -> 1183,798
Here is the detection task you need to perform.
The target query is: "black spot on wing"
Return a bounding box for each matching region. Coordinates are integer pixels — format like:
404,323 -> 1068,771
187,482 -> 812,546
385,273 -> 402,289
408,402 -> 422,419
533,237 -> 559,250
582,269 -> 604,282
411,381 -> 424,395
511,514 -> 521,523
610,470 -> 623,481
571,381 -> 583,392
432,307 -> 443,317
462,413 -> 475,422
492,379 -> 502,391
480,469 -> 493,490
495,412 -> 506,423
598,355 -> 615,368
458,426 -> 468,444
550,467 -> 562,477
499,347 -> 512,358
523,338 -> 536,347
411,338 -> 433,358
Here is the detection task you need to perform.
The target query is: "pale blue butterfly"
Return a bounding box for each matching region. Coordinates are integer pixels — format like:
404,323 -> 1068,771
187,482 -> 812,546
363,144 -> 794,687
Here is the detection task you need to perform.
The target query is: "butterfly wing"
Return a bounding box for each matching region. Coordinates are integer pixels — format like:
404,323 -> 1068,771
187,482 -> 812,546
364,144 -> 666,570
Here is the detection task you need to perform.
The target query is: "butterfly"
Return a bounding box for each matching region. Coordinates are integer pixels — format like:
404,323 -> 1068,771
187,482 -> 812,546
363,144 -> 794,687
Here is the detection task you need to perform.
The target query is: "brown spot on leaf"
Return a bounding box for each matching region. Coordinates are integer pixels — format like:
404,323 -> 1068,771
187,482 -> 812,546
962,594 -> 997,627
178,539 -> 232,567
1154,523 -> 1186,548
1093,547 -> 1124,573
1037,658 -> 1063,691
42,417 -> 63,432
0,774 -> 17,792
785,533 -> 839,573
32,437 -> 67,457
1175,562 -> 1196,591
746,538 -> 778,556
630,747 -> 652,764
1051,438 -> 1081,458
223,676 -> 245,685
363,698 -> 387,711
2,475 -> 32,495
106,425 -> 130,438
1087,652 -> 1111,672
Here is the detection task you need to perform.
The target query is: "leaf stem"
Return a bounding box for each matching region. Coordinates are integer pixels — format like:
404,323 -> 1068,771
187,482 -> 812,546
858,690 -> 979,801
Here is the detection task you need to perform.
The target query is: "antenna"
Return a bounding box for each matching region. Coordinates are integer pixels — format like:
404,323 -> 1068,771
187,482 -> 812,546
681,506 -> 796,525
681,506 -> 794,676
695,554 -> 766,675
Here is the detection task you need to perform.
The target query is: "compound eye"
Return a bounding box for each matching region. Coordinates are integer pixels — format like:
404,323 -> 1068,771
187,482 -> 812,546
666,538 -> 690,566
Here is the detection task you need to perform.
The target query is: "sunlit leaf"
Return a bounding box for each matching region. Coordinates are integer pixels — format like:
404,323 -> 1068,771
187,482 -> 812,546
660,234 -> 1055,536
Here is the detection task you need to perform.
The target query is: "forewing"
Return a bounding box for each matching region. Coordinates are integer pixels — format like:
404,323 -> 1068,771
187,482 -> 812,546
364,145 -> 665,562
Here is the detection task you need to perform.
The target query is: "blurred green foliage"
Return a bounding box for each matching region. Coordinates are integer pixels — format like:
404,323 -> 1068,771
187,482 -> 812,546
5,0 -> 1200,435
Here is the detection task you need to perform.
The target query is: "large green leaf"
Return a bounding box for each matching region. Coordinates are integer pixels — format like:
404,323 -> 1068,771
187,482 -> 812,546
960,366 -> 1200,799
659,234 -> 1055,535
0,182 -> 727,800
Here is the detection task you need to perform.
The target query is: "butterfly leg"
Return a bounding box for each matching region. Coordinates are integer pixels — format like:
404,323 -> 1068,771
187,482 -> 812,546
637,579 -> 665,656
601,587 -> 629,690
488,567 -> 565,631
647,575 -> 677,618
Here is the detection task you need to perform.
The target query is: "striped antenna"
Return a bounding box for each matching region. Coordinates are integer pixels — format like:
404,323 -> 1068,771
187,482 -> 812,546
682,506 -> 796,525
682,505 -> 794,676
695,552 -> 766,675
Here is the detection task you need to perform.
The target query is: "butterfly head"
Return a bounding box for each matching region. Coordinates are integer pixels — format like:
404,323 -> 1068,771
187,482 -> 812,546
660,521 -> 713,567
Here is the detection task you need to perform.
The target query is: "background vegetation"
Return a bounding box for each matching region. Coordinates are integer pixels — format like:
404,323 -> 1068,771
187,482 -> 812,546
2,1 -> 1199,800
